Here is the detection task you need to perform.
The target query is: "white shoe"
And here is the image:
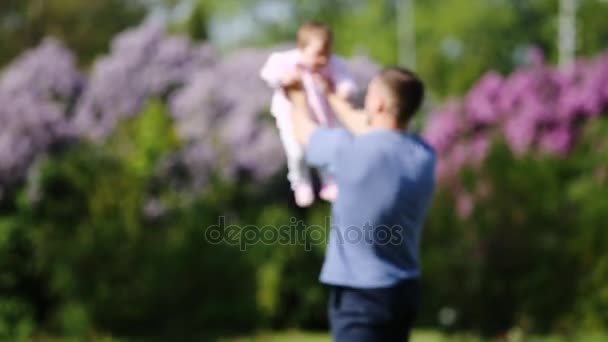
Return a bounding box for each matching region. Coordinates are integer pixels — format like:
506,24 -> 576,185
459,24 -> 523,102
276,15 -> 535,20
294,183 -> 314,208
319,183 -> 338,202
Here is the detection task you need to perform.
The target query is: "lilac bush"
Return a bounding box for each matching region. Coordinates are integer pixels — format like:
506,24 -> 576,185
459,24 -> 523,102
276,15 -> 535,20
464,72 -> 504,125
169,48 -> 379,186
5,24 -> 605,200
421,50 -> 608,219
0,22 -> 379,192
72,23 -> 212,140
0,38 -> 81,193
423,51 -> 608,183
169,47 -> 281,184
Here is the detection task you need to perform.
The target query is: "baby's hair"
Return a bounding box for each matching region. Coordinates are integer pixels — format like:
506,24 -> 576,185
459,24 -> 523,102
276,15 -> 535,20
297,22 -> 333,49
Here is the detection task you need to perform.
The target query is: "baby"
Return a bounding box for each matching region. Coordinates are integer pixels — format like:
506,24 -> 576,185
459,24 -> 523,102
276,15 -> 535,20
260,22 -> 357,207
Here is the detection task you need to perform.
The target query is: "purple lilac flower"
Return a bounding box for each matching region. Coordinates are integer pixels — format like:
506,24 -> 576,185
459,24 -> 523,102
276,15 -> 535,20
465,72 -> 503,125
0,38 -> 81,191
170,47 -> 379,186
600,56 -> 608,107
72,23 -> 205,140
169,47 -> 283,183
0,26 -> 380,192
410,51 -> 608,185
560,56 -> 607,119
0,37 -> 81,99
456,191 -> 474,219
502,113 -> 537,156
468,134 -> 491,166
557,60 -> 594,122
422,49 -> 608,219
539,125 -> 574,156
422,100 -> 464,155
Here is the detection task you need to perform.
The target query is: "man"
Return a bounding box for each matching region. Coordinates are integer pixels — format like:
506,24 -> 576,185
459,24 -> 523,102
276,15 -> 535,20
285,67 -> 436,341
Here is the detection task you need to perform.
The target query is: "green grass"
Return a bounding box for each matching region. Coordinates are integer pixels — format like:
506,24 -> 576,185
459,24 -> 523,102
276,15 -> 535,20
32,329 -> 608,341
219,330 -> 608,342
220,329 -> 446,342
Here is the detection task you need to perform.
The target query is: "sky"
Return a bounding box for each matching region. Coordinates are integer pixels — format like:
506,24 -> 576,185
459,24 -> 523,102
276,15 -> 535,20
145,0 -> 293,48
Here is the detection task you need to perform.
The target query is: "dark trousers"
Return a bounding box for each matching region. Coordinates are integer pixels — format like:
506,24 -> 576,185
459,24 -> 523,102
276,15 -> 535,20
328,278 -> 420,342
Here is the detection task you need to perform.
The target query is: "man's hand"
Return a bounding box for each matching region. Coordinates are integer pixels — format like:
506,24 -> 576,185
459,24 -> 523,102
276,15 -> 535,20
311,73 -> 367,134
284,83 -> 317,147
284,82 -> 305,104
281,68 -> 302,88
327,93 -> 370,135
313,73 -> 335,94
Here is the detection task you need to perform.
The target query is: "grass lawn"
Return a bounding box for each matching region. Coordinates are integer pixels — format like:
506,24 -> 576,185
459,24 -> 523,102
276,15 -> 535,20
220,329 -> 450,342
219,329 -> 608,342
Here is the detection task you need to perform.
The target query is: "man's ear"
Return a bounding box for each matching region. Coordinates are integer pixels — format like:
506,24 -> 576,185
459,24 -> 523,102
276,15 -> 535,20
376,97 -> 386,115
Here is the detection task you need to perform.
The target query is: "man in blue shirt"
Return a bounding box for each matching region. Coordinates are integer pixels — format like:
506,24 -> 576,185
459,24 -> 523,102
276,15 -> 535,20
285,67 -> 435,341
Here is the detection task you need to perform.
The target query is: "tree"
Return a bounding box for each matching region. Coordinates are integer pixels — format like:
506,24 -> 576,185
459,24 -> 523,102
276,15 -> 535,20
0,0 -> 145,66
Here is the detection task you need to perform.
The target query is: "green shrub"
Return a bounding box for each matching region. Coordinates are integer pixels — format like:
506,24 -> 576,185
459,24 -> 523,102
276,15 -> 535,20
420,119 -> 608,336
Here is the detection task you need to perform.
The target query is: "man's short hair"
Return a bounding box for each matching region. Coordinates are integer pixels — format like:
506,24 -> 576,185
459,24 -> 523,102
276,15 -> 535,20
378,67 -> 425,124
297,22 -> 333,49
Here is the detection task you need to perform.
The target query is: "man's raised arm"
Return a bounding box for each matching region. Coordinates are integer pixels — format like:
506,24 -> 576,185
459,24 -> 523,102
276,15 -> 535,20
313,73 -> 370,135
327,93 -> 370,135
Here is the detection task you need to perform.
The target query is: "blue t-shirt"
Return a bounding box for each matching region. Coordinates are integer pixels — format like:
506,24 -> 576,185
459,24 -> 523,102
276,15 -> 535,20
307,128 -> 436,288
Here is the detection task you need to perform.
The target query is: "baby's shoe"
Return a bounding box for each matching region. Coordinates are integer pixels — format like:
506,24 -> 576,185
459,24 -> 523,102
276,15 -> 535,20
319,183 -> 338,202
294,183 -> 314,207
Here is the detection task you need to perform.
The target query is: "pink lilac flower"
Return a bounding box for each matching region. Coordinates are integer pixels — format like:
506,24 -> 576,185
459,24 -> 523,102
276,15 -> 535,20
456,191 -> 474,219
539,125 -> 574,156
0,38 -> 81,190
465,72 -> 503,125
502,113 -> 536,156
422,100 -> 464,155
468,135 -> 491,166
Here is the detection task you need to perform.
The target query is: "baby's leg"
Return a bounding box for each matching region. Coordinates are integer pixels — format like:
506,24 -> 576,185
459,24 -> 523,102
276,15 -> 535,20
318,168 -> 338,202
285,145 -> 312,190
277,115 -> 313,207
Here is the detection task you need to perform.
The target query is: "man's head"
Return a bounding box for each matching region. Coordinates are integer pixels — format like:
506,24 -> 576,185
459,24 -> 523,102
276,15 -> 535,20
297,22 -> 332,71
365,67 -> 425,128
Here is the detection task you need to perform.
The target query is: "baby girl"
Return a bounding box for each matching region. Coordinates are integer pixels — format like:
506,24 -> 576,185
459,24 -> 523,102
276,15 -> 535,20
260,22 -> 356,207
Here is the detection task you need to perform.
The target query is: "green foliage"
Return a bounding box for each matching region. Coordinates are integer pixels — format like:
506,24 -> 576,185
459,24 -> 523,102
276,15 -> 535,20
331,1 -> 398,65
421,117 -> 608,336
0,216 -> 37,341
0,96 -> 336,338
1,1 -> 608,336
0,100 -> 260,339
106,99 -> 181,178
256,204 -> 329,330
566,120 -> 608,330
0,297 -> 35,340
576,0 -> 608,57
416,0 -> 608,96
188,2 -> 210,41
2,98 -> 607,339
218,0 -> 608,97
416,0 -> 543,96
0,0 -> 145,66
